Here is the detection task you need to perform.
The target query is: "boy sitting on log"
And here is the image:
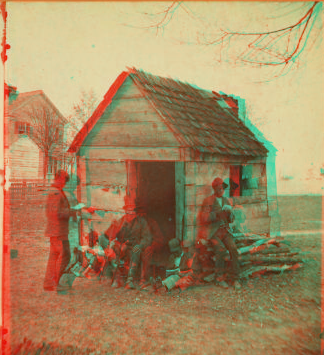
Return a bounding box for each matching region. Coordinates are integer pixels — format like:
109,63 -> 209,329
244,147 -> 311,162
70,230 -> 106,278
153,238 -> 194,293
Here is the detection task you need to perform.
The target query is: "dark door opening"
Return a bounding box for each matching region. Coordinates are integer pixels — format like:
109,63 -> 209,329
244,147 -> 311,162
136,161 -> 176,243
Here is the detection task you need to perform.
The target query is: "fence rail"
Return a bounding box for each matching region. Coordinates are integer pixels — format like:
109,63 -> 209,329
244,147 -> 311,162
9,180 -> 51,200
8,179 -> 78,201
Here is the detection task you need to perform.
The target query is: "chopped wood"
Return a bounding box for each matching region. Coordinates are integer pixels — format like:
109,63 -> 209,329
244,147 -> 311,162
240,253 -> 302,263
238,238 -> 280,255
239,263 -> 303,279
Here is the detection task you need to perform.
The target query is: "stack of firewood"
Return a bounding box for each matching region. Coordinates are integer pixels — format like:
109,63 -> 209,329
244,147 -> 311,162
225,233 -> 306,279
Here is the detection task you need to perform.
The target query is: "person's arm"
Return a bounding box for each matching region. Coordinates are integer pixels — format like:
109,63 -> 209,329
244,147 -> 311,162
200,197 -> 220,224
133,218 -> 153,253
46,190 -> 69,220
58,192 -> 73,219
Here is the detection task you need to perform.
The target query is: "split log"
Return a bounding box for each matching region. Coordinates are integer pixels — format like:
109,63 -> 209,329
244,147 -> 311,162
240,254 -> 302,263
224,253 -> 302,263
255,246 -> 292,255
238,238 -> 281,255
241,258 -> 303,266
239,263 -> 303,279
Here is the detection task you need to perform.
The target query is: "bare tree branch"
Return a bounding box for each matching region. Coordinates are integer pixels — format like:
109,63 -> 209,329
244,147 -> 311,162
68,89 -> 99,130
135,2 -> 321,69
25,104 -> 62,153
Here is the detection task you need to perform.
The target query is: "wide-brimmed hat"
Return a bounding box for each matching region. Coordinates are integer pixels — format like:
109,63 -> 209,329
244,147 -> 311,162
212,177 -> 228,190
168,238 -> 182,254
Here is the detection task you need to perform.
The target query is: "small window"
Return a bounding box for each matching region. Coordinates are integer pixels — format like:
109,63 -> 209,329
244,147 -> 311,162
228,164 -> 259,197
229,165 -> 242,197
17,122 -> 32,136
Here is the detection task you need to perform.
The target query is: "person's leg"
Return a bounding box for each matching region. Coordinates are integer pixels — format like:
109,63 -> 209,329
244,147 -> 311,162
58,240 -> 71,280
44,238 -> 60,290
210,237 -> 227,280
125,246 -> 141,289
57,240 -> 71,288
140,242 -> 163,287
221,232 -> 240,282
191,249 -> 204,284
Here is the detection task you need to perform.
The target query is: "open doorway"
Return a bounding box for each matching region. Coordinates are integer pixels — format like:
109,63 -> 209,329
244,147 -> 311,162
135,161 -> 176,243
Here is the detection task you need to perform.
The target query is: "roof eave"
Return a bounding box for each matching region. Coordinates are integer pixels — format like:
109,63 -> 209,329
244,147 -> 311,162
68,71 -> 130,153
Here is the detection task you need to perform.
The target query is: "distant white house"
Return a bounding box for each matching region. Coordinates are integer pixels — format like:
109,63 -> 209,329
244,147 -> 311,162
5,84 -> 72,181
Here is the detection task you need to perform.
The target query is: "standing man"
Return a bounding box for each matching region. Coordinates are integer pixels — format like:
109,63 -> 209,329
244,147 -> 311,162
44,170 -> 75,292
195,177 -> 241,289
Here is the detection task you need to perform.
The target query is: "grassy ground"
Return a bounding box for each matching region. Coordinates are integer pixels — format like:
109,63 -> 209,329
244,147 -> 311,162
4,195 -> 323,354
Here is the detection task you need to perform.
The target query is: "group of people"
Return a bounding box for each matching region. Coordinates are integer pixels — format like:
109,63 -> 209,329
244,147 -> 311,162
43,170 -> 243,294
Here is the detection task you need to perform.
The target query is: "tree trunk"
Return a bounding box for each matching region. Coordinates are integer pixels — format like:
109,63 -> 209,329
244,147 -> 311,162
43,150 -> 49,180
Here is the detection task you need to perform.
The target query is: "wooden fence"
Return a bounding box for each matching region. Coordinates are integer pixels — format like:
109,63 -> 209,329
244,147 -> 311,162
9,180 -> 51,201
8,179 -> 78,201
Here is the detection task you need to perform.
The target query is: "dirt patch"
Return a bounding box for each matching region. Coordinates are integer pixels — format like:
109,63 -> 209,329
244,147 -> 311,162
4,195 -> 322,354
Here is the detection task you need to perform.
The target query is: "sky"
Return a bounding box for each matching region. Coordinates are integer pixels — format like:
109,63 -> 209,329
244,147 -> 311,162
4,1 -> 324,194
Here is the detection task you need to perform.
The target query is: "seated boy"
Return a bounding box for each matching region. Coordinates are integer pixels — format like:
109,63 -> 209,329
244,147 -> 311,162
157,239 -> 194,292
71,231 -> 106,278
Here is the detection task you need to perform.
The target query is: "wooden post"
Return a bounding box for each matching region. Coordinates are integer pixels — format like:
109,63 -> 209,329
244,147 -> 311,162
175,161 -> 185,241
77,154 -> 87,245
126,160 -> 137,202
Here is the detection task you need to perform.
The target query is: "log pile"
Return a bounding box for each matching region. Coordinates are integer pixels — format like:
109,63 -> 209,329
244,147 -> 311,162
226,233 -> 307,279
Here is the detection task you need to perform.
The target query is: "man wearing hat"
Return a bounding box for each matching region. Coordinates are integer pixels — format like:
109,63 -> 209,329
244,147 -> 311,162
194,177 -> 241,289
44,170 -> 76,292
114,195 -> 153,289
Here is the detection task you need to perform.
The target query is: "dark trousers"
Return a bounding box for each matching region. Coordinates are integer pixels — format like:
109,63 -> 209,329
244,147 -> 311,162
121,244 -> 155,281
212,228 -> 240,281
44,238 -> 71,289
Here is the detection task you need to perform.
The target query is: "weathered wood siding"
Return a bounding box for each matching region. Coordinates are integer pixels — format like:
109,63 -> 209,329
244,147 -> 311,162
175,161 -> 185,240
77,155 -> 127,242
10,136 -> 40,180
81,147 -> 180,161
183,161 -> 230,245
82,77 -> 180,148
183,160 -> 270,245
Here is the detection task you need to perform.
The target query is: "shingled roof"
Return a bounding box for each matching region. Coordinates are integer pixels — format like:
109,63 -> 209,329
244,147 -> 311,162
7,89 -> 67,123
69,68 -> 268,156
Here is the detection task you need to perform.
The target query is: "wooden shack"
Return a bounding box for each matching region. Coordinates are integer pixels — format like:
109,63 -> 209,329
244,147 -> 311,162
68,68 -> 279,246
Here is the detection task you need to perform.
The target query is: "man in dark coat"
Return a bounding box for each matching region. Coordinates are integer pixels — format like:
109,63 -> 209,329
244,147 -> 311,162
115,196 -> 153,290
44,170 -> 76,292
194,177 -> 241,289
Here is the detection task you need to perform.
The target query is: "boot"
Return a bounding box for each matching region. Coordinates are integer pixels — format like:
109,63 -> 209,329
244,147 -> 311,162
125,260 -> 137,290
139,260 -> 151,289
111,267 -> 123,288
71,262 -> 82,277
74,266 -> 87,277
82,266 -> 93,279
125,276 -> 135,290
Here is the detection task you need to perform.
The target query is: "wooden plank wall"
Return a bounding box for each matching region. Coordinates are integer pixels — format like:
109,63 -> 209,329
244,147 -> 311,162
184,161 -> 230,245
82,77 -> 180,149
78,156 -> 127,242
183,161 -> 270,245
175,161 -> 185,241
10,136 -> 40,180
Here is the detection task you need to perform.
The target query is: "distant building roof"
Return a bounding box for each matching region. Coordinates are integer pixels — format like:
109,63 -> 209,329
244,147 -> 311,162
8,89 -> 67,123
69,68 -> 268,157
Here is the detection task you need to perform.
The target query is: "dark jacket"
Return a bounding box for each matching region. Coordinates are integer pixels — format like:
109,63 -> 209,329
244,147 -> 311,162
116,214 -> 153,251
196,194 -> 234,245
45,185 -> 71,240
